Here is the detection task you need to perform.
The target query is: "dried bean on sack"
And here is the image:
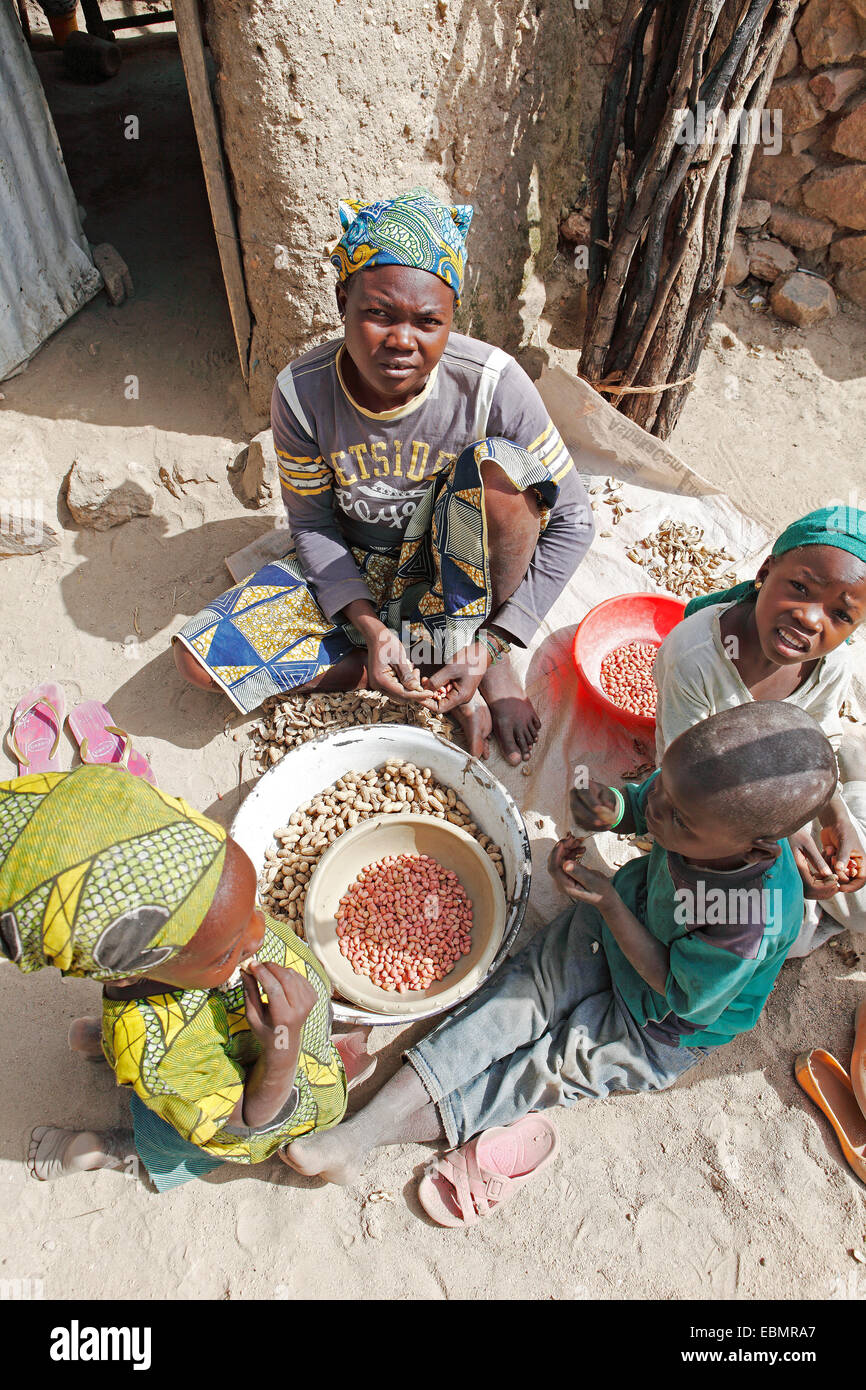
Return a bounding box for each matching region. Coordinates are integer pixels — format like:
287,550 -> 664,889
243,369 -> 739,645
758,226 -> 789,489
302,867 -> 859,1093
336,852 -> 473,992
600,641 -> 658,718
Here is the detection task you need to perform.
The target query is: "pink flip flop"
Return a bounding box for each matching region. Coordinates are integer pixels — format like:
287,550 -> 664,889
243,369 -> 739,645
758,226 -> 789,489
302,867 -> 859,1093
67,700 -> 157,786
7,683 -> 67,774
417,1114 -> 560,1227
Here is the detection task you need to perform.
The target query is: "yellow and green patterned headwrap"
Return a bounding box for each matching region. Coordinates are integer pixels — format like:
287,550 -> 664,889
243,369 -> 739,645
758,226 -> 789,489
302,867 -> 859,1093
0,766 -> 227,979
330,186 -> 473,302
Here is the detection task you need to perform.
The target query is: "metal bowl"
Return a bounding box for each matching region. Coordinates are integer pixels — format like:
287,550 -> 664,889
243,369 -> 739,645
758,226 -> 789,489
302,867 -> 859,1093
230,724 -> 531,1025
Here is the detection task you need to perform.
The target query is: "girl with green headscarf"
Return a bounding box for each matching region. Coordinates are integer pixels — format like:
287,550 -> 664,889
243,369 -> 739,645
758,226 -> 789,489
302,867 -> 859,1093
653,505 -> 866,956
0,765 -> 361,1190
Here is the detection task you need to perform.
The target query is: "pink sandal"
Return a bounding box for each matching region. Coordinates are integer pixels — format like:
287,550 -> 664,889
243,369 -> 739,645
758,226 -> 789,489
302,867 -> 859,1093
417,1115 -> 559,1227
8,683 -> 67,774
67,700 -> 157,786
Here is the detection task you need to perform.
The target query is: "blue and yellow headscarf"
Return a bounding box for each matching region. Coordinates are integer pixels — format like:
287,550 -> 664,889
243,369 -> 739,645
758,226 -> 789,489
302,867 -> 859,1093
0,766 -> 226,979
330,187 -> 473,302
685,505 -> 866,618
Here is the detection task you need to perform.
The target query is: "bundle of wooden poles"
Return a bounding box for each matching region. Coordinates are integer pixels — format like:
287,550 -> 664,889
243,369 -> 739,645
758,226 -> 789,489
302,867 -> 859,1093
580,0 -> 798,438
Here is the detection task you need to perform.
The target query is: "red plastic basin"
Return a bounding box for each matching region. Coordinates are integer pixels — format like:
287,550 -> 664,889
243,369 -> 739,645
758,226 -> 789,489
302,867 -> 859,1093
573,593 -> 687,735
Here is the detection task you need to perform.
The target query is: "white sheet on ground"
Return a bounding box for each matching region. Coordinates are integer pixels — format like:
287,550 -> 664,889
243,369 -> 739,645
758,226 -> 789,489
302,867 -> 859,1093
225,363 -> 865,941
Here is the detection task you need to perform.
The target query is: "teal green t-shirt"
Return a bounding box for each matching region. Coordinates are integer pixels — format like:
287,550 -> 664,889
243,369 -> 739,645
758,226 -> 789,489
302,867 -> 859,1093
601,773 -> 805,1049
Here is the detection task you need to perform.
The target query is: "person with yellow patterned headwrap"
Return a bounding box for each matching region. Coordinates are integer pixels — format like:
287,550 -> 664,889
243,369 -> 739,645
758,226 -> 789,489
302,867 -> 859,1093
174,187 -> 595,770
0,765 -> 353,1190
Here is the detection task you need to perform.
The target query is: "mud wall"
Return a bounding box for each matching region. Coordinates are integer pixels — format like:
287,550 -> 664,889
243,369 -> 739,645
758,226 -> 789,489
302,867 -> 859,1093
202,0 -> 591,412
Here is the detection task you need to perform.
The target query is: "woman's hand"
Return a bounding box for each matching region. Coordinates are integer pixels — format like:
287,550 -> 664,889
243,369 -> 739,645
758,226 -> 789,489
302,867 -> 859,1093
367,625 -> 439,707
242,961 -> 317,1056
789,827 -> 840,900
423,641 -> 489,713
820,819 -> 866,894
548,834 -> 615,907
570,778 -> 621,832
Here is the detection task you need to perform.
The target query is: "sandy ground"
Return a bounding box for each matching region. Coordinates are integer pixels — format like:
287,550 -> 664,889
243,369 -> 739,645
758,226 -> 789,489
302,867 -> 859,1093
2,33 -> 866,1303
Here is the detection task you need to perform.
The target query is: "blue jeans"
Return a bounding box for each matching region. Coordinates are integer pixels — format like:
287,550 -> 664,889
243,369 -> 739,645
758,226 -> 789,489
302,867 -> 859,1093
405,903 -> 706,1147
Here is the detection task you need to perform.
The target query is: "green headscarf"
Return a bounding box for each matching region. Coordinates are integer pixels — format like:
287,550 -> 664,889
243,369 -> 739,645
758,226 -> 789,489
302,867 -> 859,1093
0,766 -> 226,979
685,505 -> 866,618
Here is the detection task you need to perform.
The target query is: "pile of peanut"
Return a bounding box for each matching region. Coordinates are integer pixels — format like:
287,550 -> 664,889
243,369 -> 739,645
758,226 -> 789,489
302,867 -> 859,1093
626,521 -> 738,599
250,692 -> 456,772
258,757 -> 505,932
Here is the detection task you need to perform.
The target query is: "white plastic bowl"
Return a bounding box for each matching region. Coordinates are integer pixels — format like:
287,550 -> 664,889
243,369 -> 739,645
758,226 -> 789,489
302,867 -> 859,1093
230,724 -> 532,1024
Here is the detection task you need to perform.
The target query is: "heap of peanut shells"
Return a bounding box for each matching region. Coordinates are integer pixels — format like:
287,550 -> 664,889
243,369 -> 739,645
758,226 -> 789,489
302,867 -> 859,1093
250,691 -> 456,772
627,522 -> 738,599
588,478 -> 739,600
258,756 -> 505,934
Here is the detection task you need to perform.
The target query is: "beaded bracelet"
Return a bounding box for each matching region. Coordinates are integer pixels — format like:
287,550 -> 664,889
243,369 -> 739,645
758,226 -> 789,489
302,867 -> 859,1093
478,630 -> 511,666
607,786 -> 626,829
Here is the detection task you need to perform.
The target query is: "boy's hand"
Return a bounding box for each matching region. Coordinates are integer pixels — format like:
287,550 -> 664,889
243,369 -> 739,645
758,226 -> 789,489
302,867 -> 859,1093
242,962 -> 317,1056
789,828 -> 839,900
820,823 -> 866,893
570,779 -> 620,832
548,834 -> 615,906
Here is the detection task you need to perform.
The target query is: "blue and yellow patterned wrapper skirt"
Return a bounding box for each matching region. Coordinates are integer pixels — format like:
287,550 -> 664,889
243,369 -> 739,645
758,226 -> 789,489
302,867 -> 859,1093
174,439 -> 558,716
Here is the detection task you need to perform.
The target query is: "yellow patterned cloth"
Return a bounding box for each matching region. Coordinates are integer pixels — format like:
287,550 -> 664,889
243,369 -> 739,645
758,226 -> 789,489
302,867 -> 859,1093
330,187 -> 473,301
101,912 -> 347,1162
0,766 -> 226,979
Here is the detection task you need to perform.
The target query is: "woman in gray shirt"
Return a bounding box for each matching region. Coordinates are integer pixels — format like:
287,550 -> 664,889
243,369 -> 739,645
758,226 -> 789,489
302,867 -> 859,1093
174,189 -> 594,765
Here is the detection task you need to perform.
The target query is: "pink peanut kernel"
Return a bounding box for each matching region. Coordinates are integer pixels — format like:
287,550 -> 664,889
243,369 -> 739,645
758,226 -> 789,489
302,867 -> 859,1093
600,640 -> 658,718
336,852 -> 473,992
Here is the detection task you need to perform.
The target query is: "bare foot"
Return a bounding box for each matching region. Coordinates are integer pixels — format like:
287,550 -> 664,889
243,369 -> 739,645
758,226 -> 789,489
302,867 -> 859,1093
68,1017 -> 105,1061
27,1126 -> 130,1181
453,689 -> 493,759
480,658 -> 540,765
280,1125 -> 368,1185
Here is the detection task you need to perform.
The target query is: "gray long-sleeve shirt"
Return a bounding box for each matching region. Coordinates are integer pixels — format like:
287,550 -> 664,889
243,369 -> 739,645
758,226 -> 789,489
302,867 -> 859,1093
271,332 -> 594,646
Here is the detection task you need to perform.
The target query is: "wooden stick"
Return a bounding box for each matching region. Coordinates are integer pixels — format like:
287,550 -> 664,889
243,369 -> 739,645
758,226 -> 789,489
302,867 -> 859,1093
173,0 -> 252,384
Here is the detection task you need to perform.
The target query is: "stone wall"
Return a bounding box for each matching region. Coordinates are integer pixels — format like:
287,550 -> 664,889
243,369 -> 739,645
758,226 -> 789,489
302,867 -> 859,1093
736,0 -> 866,318
202,0 -> 590,413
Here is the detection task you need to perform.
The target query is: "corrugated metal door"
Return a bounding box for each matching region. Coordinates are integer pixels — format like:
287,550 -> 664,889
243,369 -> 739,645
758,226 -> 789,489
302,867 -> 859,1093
0,2 -> 102,379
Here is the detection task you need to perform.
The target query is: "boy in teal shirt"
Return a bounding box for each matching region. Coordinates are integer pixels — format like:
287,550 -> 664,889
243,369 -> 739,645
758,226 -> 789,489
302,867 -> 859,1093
283,702 -> 836,1196
584,766 -> 807,1051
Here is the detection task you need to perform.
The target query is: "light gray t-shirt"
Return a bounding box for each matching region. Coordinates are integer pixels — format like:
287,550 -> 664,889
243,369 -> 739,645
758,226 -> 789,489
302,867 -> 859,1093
653,599 -> 854,761
271,332 -> 594,645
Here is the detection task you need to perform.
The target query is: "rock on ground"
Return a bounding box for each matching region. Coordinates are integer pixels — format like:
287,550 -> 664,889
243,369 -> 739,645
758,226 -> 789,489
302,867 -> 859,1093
832,95 -> 866,160
229,430 -> 277,507
65,456 -> 154,529
803,162 -> 866,230
809,65 -> 864,112
747,237 -> 798,282
737,198 -> 771,231
725,236 -> 750,286
795,0 -> 866,70
836,263 -> 866,307
830,233 -> 866,268
770,270 -> 838,325
767,205 -> 835,250
90,242 -> 134,306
